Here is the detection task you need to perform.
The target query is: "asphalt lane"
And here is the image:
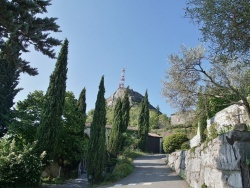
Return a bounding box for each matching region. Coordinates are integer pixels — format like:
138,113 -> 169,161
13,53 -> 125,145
103,154 -> 188,188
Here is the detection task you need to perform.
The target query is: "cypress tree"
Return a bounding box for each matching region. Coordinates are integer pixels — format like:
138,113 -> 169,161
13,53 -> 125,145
86,76 -> 106,183
138,90 -> 149,151
108,98 -> 123,156
36,39 -> 68,161
121,87 -> 130,133
77,88 -> 87,137
197,87 -> 208,142
120,87 -> 130,151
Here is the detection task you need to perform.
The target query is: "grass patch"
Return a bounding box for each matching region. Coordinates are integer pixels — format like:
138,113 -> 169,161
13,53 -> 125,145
99,149 -> 144,186
42,177 -> 65,185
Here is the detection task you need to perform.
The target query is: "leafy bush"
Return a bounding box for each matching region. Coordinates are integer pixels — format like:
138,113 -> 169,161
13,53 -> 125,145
181,142 -> 190,150
0,135 -> 45,187
109,156 -> 133,181
123,149 -> 144,159
163,133 -> 189,153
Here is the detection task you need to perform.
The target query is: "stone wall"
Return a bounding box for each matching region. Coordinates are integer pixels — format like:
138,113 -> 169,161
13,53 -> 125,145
167,132 -> 250,188
207,104 -> 248,132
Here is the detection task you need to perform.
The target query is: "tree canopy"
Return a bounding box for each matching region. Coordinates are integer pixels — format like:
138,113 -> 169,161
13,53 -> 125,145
0,0 -> 61,75
186,0 -> 250,59
86,76 -> 106,183
161,45 -> 250,119
36,39 -> 68,161
138,90 -> 149,151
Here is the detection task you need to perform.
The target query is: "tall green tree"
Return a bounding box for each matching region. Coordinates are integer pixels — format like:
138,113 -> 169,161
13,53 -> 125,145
57,91 -> 86,178
121,87 -> 130,133
0,0 -> 61,68
77,88 -> 87,137
9,90 -> 44,142
186,0 -> 250,58
120,87 -> 130,150
86,76 -> 106,183
0,0 -> 60,137
0,49 -> 20,137
36,39 -> 68,161
196,87 -> 208,142
138,90 -> 149,151
108,98 -> 123,156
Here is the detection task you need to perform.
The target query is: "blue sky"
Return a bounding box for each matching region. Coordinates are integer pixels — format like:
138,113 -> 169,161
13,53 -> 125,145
15,0 -> 202,116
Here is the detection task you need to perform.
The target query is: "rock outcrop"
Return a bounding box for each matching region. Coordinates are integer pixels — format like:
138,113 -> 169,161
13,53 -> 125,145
167,130 -> 250,188
106,88 -> 158,111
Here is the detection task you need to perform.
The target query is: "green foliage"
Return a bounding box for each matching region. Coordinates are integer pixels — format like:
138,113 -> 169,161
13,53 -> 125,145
121,88 -> 130,133
57,92 -> 86,172
218,125 -> 234,135
181,142 -> 190,150
86,109 -> 94,123
209,124 -> 218,139
36,39 -> 68,162
150,110 -> 160,129
10,90 -> 44,142
196,88 -> 208,142
0,0 -> 61,74
0,0 -> 61,137
201,183 -> 207,188
138,90 -> 150,151
245,158 -> 250,166
163,133 -> 189,154
108,98 -> 123,156
86,76 -> 106,183
0,135 -> 46,187
77,88 -> 87,129
0,57 -> 20,137
111,157 -> 133,181
104,150 -> 143,183
186,0 -> 250,56
122,149 -> 144,159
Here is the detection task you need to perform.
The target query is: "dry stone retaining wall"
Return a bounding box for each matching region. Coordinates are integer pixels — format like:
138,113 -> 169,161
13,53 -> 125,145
167,132 -> 247,188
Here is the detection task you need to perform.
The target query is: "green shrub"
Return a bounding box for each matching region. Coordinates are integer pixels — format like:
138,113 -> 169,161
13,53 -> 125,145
111,158 -> 133,181
123,149 -> 144,159
201,183 -> 207,188
181,142 -> 190,150
163,133 -> 189,153
0,134 -> 45,187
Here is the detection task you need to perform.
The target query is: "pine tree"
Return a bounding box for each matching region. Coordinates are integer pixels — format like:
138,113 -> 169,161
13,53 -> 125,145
0,0 -> 60,137
86,76 -> 106,183
0,39 -> 22,137
36,39 -> 68,161
108,98 -> 123,156
138,90 -> 149,151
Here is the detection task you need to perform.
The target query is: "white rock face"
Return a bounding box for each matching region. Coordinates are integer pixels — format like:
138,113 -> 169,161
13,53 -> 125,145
167,133 -> 243,188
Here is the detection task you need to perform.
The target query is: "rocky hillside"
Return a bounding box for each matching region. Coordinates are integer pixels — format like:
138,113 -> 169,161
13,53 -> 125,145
106,88 -> 158,111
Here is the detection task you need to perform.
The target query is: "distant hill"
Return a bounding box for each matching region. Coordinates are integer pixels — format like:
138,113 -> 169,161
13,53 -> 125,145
87,87 -> 169,128
106,88 -> 158,111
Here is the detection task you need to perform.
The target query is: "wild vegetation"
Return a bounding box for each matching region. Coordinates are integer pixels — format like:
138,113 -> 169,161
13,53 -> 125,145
1,0 -> 250,187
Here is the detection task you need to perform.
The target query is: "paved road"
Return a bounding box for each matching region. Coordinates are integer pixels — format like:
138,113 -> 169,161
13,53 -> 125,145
43,154 -> 188,188
103,154 -> 188,188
